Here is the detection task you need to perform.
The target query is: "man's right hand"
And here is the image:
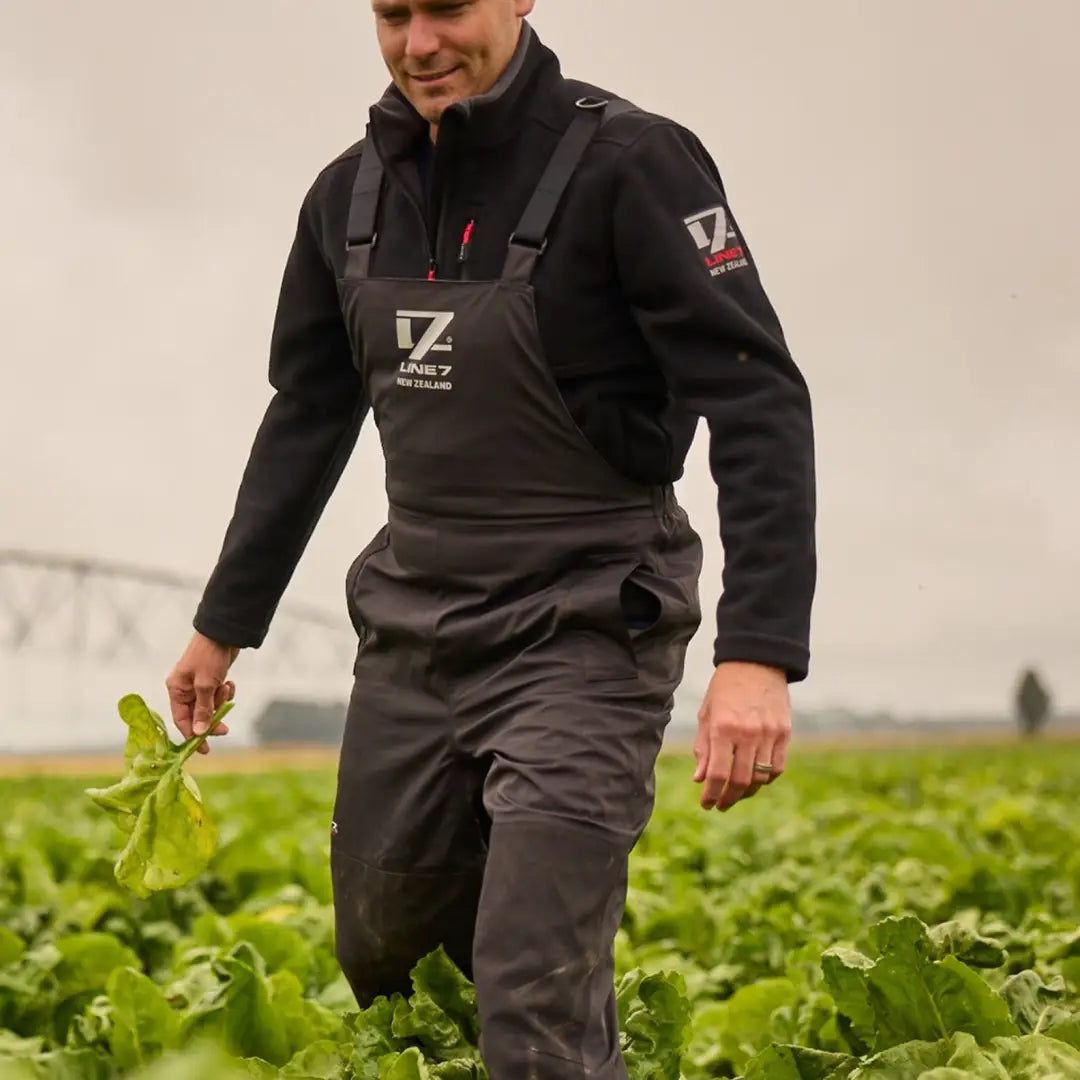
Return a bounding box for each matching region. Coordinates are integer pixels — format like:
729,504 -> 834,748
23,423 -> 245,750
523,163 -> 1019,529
165,632 -> 240,755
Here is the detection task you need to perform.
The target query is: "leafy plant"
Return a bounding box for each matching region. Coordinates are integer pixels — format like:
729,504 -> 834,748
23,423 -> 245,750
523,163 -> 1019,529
1,738 -> 1079,1077
84,694 -> 233,899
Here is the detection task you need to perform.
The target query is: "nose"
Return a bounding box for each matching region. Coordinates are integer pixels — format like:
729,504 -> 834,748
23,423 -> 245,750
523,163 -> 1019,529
405,15 -> 440,62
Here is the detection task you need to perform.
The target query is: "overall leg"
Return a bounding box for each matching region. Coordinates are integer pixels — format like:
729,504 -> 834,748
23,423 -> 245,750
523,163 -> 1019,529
458,532 -> 701,1078
473,675 -> 667,1078
331,640 -> 487,1006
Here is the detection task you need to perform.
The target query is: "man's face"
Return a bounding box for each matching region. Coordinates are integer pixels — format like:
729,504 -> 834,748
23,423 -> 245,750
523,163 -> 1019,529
372,0 -> 535,127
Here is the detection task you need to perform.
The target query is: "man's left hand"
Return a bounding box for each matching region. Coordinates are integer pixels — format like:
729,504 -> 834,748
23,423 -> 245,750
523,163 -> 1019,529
693,661 -> 791,811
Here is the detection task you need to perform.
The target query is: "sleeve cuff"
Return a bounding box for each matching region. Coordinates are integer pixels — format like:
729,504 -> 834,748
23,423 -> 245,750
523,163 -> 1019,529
713,631 -> 810,684
193,609 -> 268,651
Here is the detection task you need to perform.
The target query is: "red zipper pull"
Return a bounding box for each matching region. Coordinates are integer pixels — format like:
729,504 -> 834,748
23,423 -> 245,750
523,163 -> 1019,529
427,258 -> 436,281
458,219 -> 475,265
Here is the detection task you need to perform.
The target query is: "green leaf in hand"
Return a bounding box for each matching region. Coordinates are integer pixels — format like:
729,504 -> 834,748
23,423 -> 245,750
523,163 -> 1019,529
85,693 -> 234,898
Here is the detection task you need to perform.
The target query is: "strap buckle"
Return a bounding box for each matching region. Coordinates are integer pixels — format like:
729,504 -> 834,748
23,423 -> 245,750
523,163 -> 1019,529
345,231 -> 378,252
507,234 -> 548,254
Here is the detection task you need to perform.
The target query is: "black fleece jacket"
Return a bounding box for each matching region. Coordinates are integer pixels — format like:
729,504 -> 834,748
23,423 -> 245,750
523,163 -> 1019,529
193,22 -> 817,681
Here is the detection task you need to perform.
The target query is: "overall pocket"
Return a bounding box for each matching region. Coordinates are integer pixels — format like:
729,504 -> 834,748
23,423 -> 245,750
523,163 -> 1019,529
555,550 -> 702,685
345,525 -> 392,641
555,557 -> 657,682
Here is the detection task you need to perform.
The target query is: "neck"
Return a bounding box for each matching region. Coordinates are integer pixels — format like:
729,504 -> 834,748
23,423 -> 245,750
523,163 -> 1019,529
431,21 -> 528,143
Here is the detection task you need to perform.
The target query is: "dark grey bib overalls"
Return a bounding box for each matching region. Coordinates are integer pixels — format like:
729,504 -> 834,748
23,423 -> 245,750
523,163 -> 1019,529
330,98 -> 703,1080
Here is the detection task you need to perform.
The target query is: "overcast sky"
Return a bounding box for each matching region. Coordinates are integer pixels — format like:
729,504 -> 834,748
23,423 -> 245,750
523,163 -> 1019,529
1,0 -> 1077,725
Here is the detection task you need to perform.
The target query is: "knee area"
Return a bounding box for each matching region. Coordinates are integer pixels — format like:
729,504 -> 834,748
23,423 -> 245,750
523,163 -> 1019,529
471,814 -> 629,1009
331,860 -> 415,1005
331,849 -> 483,1005
470,821 -> 626,1079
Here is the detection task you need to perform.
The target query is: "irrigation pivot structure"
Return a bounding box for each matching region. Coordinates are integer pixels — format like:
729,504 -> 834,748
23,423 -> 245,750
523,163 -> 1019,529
0,549 -> 355,675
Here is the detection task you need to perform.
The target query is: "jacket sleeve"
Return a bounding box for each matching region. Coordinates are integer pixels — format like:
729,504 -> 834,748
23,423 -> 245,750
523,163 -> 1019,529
193,171 -> 368,649
611,120 -> 817,682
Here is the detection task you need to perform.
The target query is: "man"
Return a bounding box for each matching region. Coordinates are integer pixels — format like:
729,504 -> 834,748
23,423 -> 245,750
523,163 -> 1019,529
166,1 -> 816,1076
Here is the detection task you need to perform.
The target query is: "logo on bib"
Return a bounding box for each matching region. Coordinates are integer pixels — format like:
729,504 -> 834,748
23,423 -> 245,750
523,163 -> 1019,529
683,205 -> 748,278
395,310 -> 454,391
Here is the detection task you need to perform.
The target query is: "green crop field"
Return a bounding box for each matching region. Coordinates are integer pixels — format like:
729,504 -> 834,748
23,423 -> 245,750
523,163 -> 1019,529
2,711 -> 1079,1078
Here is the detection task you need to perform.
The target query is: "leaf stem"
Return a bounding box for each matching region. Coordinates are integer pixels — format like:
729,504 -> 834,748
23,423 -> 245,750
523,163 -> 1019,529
176,701 -> 236,766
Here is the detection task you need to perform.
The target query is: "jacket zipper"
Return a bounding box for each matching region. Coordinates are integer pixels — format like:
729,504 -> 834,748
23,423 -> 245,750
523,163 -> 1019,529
369,124 -> 437,277
369,123 -> 462,281
396,183 -> 436,279
430,152 -> 450,280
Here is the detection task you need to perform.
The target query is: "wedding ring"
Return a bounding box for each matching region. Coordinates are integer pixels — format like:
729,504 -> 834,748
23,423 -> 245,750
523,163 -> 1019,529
752,762 -> 775,775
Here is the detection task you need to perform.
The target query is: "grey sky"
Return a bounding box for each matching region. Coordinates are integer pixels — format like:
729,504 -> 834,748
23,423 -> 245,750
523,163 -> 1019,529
1,0 -> 1077,725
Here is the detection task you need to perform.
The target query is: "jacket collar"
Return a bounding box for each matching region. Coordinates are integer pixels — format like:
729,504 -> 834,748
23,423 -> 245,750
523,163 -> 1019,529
368,21 -> 560,162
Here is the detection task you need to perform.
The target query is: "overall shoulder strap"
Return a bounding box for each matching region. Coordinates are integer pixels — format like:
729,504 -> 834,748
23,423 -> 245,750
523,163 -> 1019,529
344,133 -> 385,279
502,96 -> 636,283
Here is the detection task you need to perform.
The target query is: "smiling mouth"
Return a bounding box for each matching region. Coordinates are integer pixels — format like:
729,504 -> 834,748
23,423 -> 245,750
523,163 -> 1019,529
411,67 -> 459,84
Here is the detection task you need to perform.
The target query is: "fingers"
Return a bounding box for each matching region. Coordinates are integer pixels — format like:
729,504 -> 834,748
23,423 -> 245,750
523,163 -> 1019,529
766,730 -> 790,782
692,723 -> 708,784
696,717 -> 790,811
195,679 -> 238,754
693,664 -> 792,812
166,669 -> 195,742
213,680 -> 236,712
716,737 -> 758,810
700,726 -> 734,810
743,734 -> 778,800
166,635 -> 239,756
192,678 -> 217,737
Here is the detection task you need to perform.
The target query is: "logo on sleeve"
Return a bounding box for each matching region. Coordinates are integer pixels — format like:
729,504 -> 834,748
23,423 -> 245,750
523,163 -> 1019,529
683,206 -> 749,278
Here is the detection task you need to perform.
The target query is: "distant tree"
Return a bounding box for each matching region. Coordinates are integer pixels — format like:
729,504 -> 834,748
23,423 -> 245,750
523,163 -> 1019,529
1015,668 -> 1052,738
